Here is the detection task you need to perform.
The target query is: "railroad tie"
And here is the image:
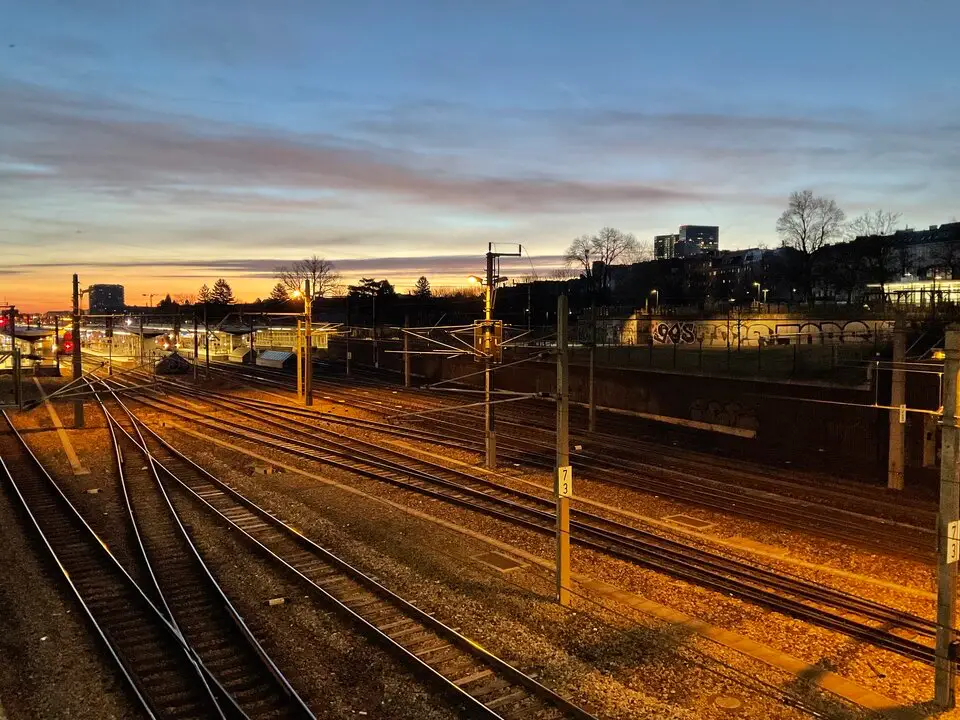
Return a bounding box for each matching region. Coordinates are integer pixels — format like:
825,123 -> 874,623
453,669 -> 493,687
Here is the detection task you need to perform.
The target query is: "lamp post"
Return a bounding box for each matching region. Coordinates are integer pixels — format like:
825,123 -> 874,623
650,289 -> 659,312
142,293 -> 158,308
292,280 -> 313,406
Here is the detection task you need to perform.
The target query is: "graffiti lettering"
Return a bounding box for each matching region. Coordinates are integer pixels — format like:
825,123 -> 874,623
653,322 -> 697,344
649,318 -> 895,346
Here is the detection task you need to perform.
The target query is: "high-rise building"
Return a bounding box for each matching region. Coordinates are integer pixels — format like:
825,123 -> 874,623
654,233 -> 679,260
88,284 -> 125,314
676,225 -> 719,257
654,225 -> 719,259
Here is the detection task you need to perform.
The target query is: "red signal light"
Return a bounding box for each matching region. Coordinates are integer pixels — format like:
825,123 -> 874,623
62,340 -> 74,354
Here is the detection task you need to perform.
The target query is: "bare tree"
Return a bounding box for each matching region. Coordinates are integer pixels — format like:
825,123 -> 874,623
846,209 -> 902,240
549,268 -> 578,281
627,238 -> 654,264
592,227 -> 638,293
564,227 -> 638,294
564,234 -> 594,279
936,242 -> 960,279
776,190 -> 846,255
776,190 -> 845,301
276,255 -> 342,299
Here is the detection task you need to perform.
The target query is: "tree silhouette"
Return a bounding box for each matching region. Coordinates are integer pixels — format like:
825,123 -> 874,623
776,190 -> 845,301
268,283 -> 289,302
348,278 -> 396,298
276,256 -> 341,299
413,276 -> 431,298
210,278 -> 235,305
197,284 -> 212,303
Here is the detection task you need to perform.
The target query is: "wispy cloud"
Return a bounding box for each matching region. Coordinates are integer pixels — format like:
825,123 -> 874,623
0,80 -> 726,214
12,253 -> 564,278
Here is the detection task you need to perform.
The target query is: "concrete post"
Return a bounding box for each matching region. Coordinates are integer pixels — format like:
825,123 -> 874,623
588,346 -> 596,432
403,314 -> 411,388
304,278 -> 312,407
296,319 -> 303,399
888,319 -> 906,489
935,326 -> 960,707
556,294 -> 571,607
71,274 -> 84,428
484,248 -> 496,469
204,304 -> 210,376
192,312 -> 198,382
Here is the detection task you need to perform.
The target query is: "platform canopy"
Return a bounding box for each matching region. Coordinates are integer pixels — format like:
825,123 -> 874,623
2,328 -> 56,340
126,328 -> 169,338
219,324 -> 266,336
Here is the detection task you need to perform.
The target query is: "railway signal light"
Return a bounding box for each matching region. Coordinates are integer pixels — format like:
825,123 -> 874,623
473,319 -> 503,363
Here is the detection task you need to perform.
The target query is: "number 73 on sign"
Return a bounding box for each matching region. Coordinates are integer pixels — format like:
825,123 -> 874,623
556,466 -> 573,498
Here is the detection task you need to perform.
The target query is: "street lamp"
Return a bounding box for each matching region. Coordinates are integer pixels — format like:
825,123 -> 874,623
646,289 -> 659,313
292,281 -> 313,406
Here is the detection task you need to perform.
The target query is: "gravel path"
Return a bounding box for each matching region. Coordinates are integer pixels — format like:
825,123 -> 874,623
148,407 -> 877,719
167,480 -> 461,720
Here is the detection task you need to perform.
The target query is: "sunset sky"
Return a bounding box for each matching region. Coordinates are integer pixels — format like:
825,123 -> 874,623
2,1 -> 959,311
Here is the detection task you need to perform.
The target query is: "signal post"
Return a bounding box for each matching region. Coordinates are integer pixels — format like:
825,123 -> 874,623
555,294 -> 571,606
72,274 -> 84,427
936,326 -> 960,707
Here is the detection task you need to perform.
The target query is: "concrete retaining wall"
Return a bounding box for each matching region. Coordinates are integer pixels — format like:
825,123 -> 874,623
330,337 -> 901,481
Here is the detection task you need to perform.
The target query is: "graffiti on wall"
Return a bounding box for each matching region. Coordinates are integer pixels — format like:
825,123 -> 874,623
649,317 -> 895,345
651,321 -> 736,345
652,322 -> 697,345
690,398 -> 759,431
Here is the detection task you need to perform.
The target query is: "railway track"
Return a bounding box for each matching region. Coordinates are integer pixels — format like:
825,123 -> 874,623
231,358 -> 938,518
93,386 -> 315,720
0,410 -> 235,719
185,364 -> 937,559
100,390 -> 598,720
104,375 -> 943,665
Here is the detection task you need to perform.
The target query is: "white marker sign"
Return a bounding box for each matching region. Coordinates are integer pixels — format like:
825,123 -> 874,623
557,466 -> 573,498
948,520 -> 960,565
